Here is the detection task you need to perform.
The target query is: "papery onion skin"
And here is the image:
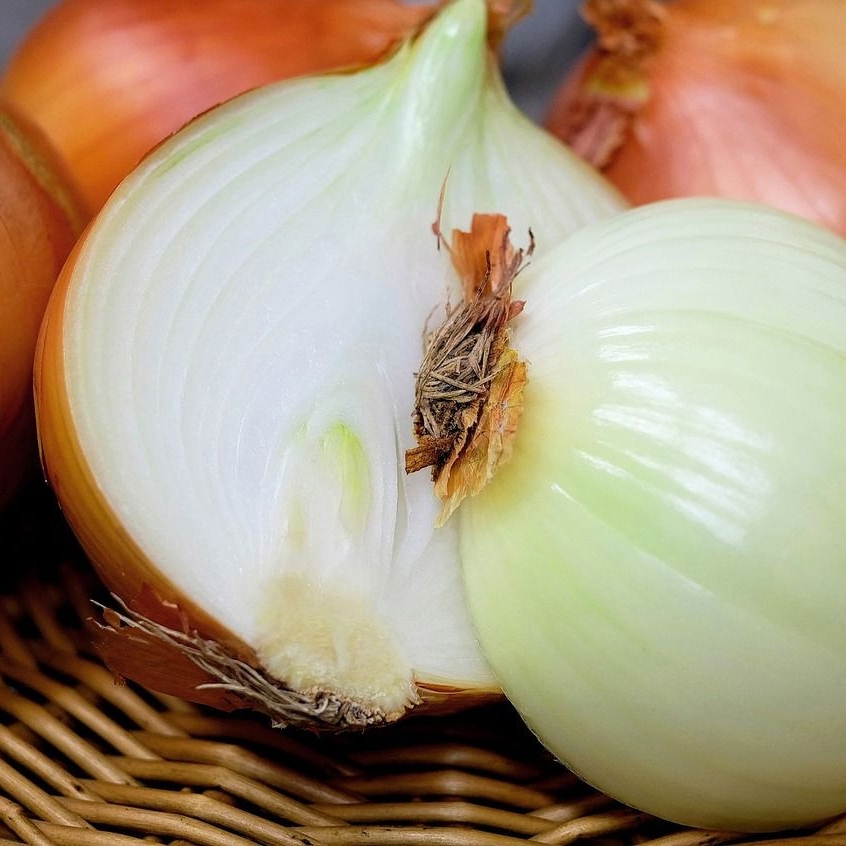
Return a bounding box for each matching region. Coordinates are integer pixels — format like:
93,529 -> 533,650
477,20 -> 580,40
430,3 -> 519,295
546,0 -> 846,237
0,0 -> 435,214
0,104 -> 85,511
460,198 -> 846,832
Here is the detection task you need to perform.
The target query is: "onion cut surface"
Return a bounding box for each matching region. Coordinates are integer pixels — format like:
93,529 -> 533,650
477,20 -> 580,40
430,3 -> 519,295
35,0 -> 624,728
459,198 -> 846,831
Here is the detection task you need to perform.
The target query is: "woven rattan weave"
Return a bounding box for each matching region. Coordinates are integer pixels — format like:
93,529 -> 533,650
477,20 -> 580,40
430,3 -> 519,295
1,484 -> 844,846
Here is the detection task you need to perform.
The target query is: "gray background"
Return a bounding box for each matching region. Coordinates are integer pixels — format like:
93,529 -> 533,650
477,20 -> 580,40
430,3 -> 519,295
0,0 -> 590,121
1,1 -> 56,70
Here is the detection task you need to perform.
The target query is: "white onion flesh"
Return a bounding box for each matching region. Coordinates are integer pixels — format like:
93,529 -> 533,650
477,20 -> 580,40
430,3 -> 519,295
460,198 -> 846,831
43,0 -> 624,721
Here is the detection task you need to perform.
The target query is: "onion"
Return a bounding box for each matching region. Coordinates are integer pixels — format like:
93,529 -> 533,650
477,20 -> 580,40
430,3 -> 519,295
34,0 -> 624,729
0,104 -> 85,511
545,0 -> 846,237
459,198 -> 846,832
0,0 -> 435,214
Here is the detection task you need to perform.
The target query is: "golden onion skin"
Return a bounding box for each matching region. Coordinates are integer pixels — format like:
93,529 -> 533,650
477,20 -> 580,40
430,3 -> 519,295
0,105 -> 84,511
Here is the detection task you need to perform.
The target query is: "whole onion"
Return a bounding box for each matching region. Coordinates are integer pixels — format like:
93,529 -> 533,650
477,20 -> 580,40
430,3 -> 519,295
546,0 -> 846,237
0,104 -> 85,510
0,0 -> 435,213
460,198 -> 846,832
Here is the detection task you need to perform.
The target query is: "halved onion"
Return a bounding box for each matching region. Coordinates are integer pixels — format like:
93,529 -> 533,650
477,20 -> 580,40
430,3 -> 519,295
35,0 -> 624,728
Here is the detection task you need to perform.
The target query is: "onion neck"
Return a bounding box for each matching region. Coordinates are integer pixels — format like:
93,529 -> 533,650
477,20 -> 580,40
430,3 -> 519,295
548,0 -> 665,169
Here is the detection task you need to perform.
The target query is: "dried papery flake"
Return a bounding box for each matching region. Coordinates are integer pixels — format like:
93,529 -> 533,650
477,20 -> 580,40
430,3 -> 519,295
406,212 -> 532,524
583,0 -> 665,60
485,0 -> 533,49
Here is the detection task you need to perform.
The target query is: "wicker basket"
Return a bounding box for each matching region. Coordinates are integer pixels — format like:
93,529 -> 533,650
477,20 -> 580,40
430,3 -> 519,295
0,485 -> 844,846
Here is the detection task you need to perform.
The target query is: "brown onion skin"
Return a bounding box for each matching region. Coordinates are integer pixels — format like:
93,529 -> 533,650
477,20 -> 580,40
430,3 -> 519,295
0,0 -> 434,214
0,104 -> 85,511
547,0 -> 846,237
34,232 -> 500,722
